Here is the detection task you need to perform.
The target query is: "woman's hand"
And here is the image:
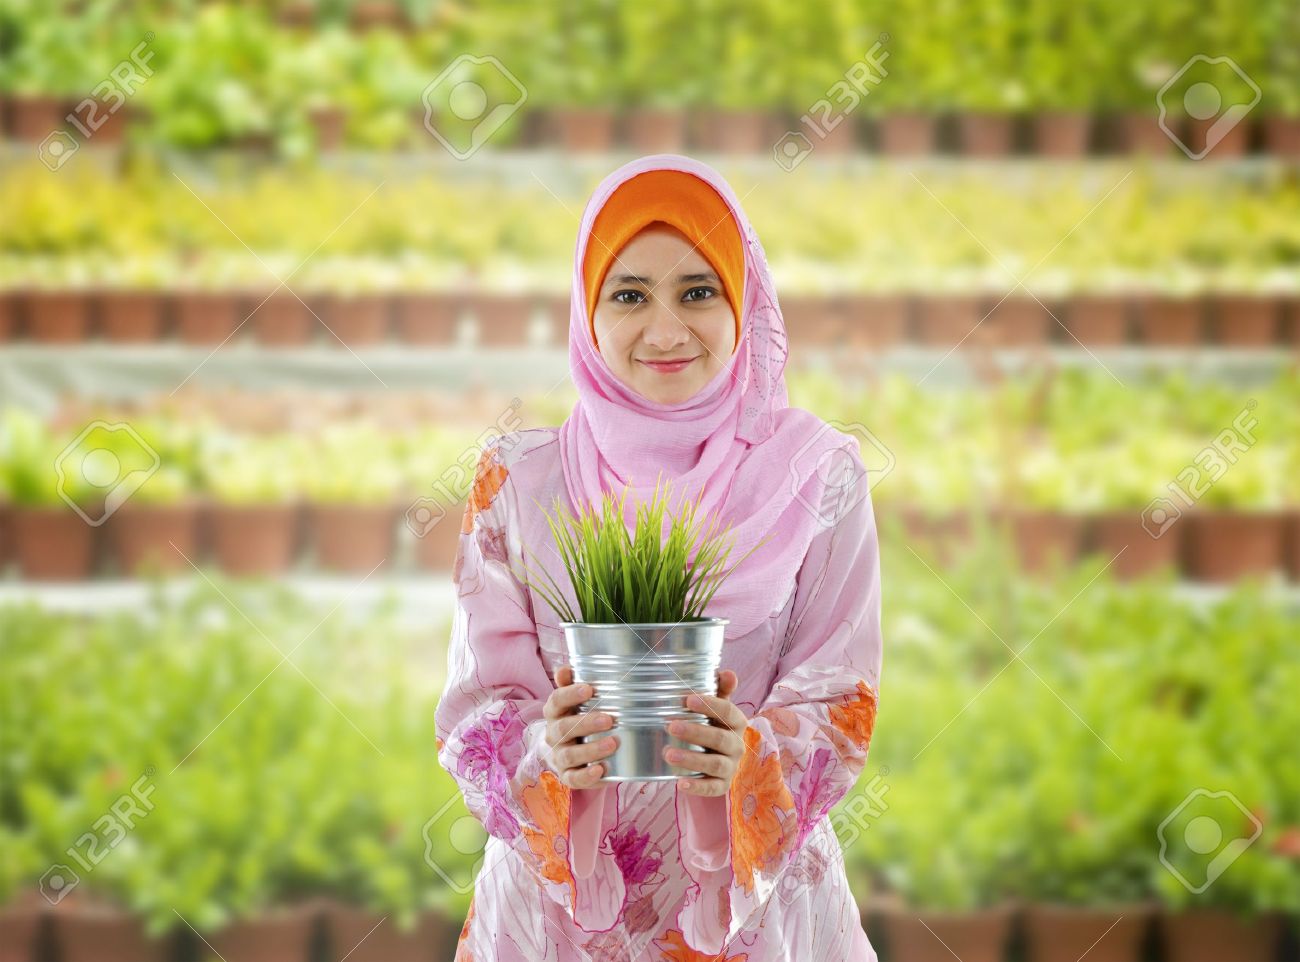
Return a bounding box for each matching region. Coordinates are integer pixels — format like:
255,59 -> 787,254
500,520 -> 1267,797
663,669 -> 747,797
543,664 -> 618,789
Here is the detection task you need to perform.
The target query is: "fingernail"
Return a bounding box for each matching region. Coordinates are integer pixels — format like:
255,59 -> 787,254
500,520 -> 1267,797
667,721 -> 682,734
602,737 -> 616,750
677,779 -> 692,790
665,748 -> 681,761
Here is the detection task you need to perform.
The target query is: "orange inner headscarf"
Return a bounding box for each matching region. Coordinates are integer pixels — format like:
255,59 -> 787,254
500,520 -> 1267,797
581,169 -> 745,352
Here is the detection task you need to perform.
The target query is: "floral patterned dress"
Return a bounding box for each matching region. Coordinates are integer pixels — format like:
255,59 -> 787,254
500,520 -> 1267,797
434,427 -> 883,961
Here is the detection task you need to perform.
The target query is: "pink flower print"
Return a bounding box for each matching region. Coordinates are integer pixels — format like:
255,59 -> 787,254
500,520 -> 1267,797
610,823 -> 664,890
456,706 -> 527,839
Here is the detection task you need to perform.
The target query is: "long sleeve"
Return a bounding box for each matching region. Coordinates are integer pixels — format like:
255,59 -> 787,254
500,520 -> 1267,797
674,450 -> 884,953
433,440 -> 625,930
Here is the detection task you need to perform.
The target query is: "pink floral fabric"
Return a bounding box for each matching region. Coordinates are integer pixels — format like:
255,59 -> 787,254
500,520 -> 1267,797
435,429 -> 883,962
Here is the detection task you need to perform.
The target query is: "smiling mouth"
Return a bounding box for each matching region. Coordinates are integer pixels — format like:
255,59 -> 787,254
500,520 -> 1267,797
638,356 -> 699,373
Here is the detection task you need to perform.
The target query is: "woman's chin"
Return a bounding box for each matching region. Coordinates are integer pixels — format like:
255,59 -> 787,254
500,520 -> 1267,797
635,377 -> 704,405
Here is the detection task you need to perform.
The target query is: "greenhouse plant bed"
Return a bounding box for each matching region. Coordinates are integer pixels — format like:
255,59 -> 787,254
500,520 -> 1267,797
394,292 -> 461,345
412,499 -> 467,571
1157,908 -> 1284,962
622,107 -> 688,154
1117,112 -> 1177,155
109,501 -> 201,576
1184,510 -> 1288,583
471,294 -> 534,346
98,291 -> 166,343
251,291 -> 316,346
691,108 -> 774,154
7,95 -> 64,142
876,113 -> 938,155
983,295 -> 1052,346
548,108 -> 617,153
957,113 -> 1016,158
1088,512 -> 1184,580
24,291 -> 91,343
844,294 -> 909,348
324,902 -> 457,962
1021,902 -> 1153,962
1031,113 -> 1091,157
1262,115 -> 1300,158
1064,295 -> 1129,346
0,292 -> 15,341
309,503 -> 398,573
12,506 -> 97,580
175,292 -> 241,345
324,294 -> 390,347
1134,296 -> 1204,347
878,901 -> 1015,962
782,295 -> 846,346
1289,511 -> 1300,581
48,897 -> 171,962
1211,295 -> 1279,347
0,890 -> 44,962
915,295 -> 983,349
199,902 -> 319,962
1002,509 -> 1086,572
207,503 -> 302,575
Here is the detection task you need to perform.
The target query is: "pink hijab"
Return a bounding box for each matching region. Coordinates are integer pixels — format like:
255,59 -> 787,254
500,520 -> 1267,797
557,154 -> 859,639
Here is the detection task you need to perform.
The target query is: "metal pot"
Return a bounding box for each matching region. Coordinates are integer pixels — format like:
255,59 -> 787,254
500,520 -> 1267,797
563,618 -> 727,781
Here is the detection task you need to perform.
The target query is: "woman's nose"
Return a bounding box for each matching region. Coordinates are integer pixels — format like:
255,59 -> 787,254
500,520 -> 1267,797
641,296 -> 690,350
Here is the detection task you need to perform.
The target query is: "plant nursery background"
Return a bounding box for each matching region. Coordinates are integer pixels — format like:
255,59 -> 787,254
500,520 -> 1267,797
2,2 -> 1300,962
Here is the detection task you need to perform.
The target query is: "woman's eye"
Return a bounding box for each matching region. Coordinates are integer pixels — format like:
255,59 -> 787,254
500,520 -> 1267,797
613,290 -> 645,305
682,287 -> 716,302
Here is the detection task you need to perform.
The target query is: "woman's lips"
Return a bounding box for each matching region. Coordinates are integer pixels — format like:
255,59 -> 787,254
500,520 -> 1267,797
638,356 -> 698,374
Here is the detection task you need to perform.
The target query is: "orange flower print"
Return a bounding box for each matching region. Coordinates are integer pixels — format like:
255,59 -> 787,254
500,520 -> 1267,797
519,770 -> 578,906
828,680 -> 878,751
729,726 -> 795,896
453,895 -> 475,961
653,927 -> 749,961
462,447 -> 509,535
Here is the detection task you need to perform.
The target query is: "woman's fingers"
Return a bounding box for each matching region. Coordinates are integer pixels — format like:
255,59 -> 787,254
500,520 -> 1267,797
666,719 -> 736,754
544,680 -> 594,721
545,710 -> 614,748
552,733 -> 619,773
664,745 -> 733,778
676,775 -> 728,797
560,762 -> 607,789
684,691 -> 746,732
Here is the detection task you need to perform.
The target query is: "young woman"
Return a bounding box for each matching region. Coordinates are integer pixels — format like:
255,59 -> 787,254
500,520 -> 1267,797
435,154 -> 883,961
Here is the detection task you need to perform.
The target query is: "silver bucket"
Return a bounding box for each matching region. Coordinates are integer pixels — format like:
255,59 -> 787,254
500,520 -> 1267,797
563,618 -> 727,782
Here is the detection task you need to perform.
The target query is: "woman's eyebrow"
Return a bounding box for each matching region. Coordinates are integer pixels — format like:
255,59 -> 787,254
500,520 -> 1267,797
604,271 -> 719,287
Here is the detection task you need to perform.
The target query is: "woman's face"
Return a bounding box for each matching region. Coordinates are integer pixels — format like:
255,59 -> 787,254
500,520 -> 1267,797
591,223 -> 737,405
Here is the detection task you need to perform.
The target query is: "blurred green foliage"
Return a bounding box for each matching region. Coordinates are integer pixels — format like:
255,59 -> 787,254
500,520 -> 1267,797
0,580 -> 466,934
839,533 -> 1300,914
1,0 -> 1298,156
